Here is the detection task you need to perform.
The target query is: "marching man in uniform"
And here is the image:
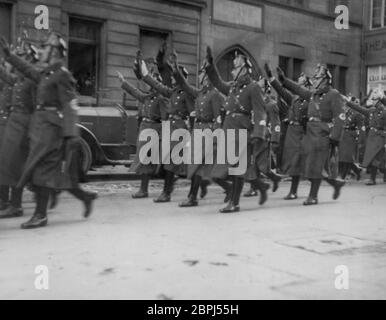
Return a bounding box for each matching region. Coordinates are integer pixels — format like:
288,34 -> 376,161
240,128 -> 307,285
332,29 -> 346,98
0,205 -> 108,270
278,64 -> 346,205
205,47 -> 270,213
344,88 -> 386,185
117,63 -> 168,199
0,43 -> 38,219
264,64 -> 309,200
0,33 -> 97,229
0,60 -> 13,211
135,51 -> 195,204
170,52 -> 232,207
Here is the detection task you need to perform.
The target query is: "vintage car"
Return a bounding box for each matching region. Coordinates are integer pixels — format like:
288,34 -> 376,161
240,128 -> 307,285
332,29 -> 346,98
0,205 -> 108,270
76,103 -> 139,174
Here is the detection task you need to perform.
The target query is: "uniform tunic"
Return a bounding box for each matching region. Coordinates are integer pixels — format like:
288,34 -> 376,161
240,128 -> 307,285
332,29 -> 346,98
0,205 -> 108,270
339,108 -> 363,163
0,81 -> 12,151
143,74 -> 195,176
271,79 -> 308,176
205,65 -> 268,179
174,68 -> 225,180
121,81 -> 168,175
347,100 -> 386,169
7,54 -> 79,189
284,79 -> 345,179
0,68 -> 36,187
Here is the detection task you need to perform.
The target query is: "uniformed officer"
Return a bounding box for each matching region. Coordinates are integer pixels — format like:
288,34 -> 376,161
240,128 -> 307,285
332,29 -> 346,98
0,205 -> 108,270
135,51 -> 195,203
338,98 -> 363,180
344,88 -> 386,185
0,45 -> 38,219
278,64 -> 346,205
205,47 -> 270,213
117,68 -> 168,199
264,64 -> 309,200
171,54 -> 232,207
0,33 -> 98,229
0,60 -> 13,211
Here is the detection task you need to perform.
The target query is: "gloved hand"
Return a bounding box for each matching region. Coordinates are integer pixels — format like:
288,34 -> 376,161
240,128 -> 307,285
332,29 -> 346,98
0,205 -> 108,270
276,67 -> 286,83
116,71 -> 125,83
264,63 -> 273,79
0,36 -> 11,57
206,46 -> 214,67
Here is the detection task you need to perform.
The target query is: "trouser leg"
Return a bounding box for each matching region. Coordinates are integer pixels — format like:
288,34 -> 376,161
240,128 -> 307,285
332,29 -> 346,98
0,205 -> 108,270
252,176 -> 270,206
291,176 -> 300,194
213,178 -> 232,203
0,185 -> 9,203
140,175 -> 150,193
10,187 -> 23,208
232,177 -> 244,207
266,170 -> 281,192
310,179 -> 322,199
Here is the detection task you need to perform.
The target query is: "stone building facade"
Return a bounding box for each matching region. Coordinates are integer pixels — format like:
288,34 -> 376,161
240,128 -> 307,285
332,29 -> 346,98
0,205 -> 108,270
0,0 -> 364,107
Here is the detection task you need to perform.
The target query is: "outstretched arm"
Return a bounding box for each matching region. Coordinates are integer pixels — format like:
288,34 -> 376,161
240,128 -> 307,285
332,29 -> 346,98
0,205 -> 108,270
117,71 -> 147,103
0,66 -> 17,85
204,47 -> 231,96
6,53 -> 41,83
173,66 -> 199,98
270,78 -> 293,106
346,100 -> 370,117
282,77 -> 312,101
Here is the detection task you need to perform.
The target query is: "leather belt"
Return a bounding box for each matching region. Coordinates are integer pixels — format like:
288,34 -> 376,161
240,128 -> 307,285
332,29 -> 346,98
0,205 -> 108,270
308,117 -> 322,122
36,105 -> 58,111
169,114 -> 188,121
289,121 -> 301,126
226,111 -> 249,117
142,117 -> 161,123
196,119 -> 214,124
370,127 -> 386,133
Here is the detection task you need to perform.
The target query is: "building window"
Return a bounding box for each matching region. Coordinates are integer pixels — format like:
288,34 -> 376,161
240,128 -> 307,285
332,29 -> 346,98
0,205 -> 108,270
367,65 -> 386,92
371,0 -> 386,29
68,17 -> 102,98
0,3 -> 12,41
279,56 -> 304,81
327,64 -> 348,94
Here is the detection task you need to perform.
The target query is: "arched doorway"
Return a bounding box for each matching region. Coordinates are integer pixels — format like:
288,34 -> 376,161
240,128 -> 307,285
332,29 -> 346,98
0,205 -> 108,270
215,45 -> 261,82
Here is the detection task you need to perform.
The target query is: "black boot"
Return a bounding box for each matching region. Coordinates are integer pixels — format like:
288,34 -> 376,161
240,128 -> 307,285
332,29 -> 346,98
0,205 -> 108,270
199,180 -> 210,199
284,176 -> 300,200
154,171 -> 174,203
21,187 -> 49,229
303,179 -> 321,206
254,178 -> 270,205
49,190 -> 61,209
68,188 -> 98,218
366,166 -> 377,185
132,175 -> 149,199
266,170 -> 282,192
179,175 -> 201,207
220,177 -> 243,213
213,178 -> 232,203
351,163 -> 362,181
325,178 -> 345,200
0,188 -> 23,218
340,163 -> 349,180
0,185 -> 10,211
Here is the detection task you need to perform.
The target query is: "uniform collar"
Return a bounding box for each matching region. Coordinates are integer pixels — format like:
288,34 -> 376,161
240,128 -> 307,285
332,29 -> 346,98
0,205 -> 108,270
234,74 -> 251,88
314,85 -> 330,95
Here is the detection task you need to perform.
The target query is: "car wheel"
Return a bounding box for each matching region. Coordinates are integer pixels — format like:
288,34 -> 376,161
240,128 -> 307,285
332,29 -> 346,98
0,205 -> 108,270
78,137 -> 93,175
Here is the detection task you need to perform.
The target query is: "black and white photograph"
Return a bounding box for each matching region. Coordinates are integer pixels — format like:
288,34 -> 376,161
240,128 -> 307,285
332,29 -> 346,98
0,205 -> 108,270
0,0 -> 385,303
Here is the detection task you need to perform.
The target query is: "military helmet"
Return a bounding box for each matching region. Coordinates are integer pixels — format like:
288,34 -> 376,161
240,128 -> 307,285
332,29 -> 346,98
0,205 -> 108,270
43,32 -> 68,57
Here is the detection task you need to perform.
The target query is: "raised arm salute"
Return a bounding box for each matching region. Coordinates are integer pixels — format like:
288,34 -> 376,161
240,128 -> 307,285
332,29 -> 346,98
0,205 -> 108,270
278,63 -> 346,206
117,65 -> 167,199
264,63 -> 309,200
204,47 -> 270,213
0,33 -> 97,229
0,46 -> 37,219
344,89 -> 386,185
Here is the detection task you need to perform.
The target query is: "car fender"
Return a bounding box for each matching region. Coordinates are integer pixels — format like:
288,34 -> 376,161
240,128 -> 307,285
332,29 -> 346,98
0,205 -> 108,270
76,123 -> 106,165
